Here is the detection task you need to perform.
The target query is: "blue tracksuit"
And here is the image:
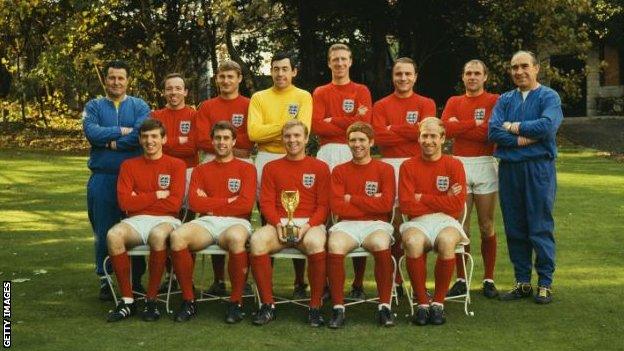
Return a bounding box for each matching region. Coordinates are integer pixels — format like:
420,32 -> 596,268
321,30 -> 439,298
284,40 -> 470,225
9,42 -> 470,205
83,95 -> 150,276
489,85 -> 563,287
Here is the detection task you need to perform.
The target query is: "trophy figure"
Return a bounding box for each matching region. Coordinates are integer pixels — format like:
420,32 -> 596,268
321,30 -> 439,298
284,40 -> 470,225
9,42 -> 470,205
280,190 -> 300,243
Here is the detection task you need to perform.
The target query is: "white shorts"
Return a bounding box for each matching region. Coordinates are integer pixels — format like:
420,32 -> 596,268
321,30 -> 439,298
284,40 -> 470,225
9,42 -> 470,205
317,143 -> 352,171
122,215 -> 181,245
329,220 -> 394,246
400,213 -> 469,247
255,151 -> 285,196
456,156 -> 498,195
189,216 -> 253,241
382,157 -> 408,200
182,167 -> 193,209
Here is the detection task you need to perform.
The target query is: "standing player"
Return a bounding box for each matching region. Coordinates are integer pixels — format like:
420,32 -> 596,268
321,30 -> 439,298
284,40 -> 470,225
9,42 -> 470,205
105,119 -> 186,322
312,43 -> 373,299
327,122 -> 395,328
169,121 -> 256,324
399,117 -> 468,326
248,51 -> 313,298
372,57 -> 437,294
442,60 -> 500,298
83,60 -> 150,300
250,120 -> 330,327
194,60 -> 253,296
489,51 -> 562,304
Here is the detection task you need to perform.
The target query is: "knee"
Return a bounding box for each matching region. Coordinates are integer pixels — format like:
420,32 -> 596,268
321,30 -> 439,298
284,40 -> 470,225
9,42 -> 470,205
169,229 -> 187,251
327,237 -> 346,255
226,229 -> 249,253
302,233 -> 326,254
367,236 -> 390,252
250,233 -> 268,255
435,233 -> 460,255
478,219 -> 494,237
148,228 -> 171,250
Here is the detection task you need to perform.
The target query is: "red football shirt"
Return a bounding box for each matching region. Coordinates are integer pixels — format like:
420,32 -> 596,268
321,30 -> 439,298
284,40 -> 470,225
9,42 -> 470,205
195,95 -> 252,153
151,106 -> 198,167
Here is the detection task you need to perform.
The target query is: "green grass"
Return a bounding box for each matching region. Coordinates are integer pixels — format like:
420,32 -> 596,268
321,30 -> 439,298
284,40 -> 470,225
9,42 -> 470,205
1,147 -> 623,350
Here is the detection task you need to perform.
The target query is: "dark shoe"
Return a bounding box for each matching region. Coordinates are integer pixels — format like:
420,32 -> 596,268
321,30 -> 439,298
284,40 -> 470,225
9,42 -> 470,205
205,281 -> 227,297
429,304 -> 446,325
377,305 -> 395,327
483,281 -> 499,298
107,301 -> 135,322
132,283 -> 146,298
99,279 -> 114,301
395,283 -> 405,299
252,304 -> 275,326
348,286 -> 366,300
308,308 -> 325,327
499,283 -> 533,301
328,307 -> 345,329
174,300 -> 197,322
141,299 -> 161,322
534,286 -> 553,304
225,302 -> 245,324
292,283 -> 308,300
412,305 -> 429,326
447,280 -> 467,297
243,282 -> 253,296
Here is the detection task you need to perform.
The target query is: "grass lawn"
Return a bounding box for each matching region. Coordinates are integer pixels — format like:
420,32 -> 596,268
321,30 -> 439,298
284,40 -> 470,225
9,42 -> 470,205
1,147 -> 623,350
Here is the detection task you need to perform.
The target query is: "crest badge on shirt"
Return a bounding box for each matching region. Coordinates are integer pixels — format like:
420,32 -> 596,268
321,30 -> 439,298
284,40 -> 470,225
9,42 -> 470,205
436,176 -> 450,192
231,114 -> 244,128
302,173 -> 316,189
228,178 -> 241,193
474,108 -> 486,121
342,99 -> 355,113
158,174 -> 171,189
287,103 -> 299,119
406,111 -> 418,125
364,181 -> 378,196
179,121 -> 191,135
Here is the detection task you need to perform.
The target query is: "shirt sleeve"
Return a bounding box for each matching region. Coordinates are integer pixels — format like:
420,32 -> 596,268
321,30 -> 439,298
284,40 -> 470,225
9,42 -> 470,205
307,163 -> 330,226
371,102 -> 409,146
225,163 -> 257,216
350,165 -> 395,214
188,169 -> 228,214
311,89 -> 346,138
518,90 -> 563,140
488,96 -> 520,147
82,101 -> 122,147
117,161 -> 157,213
247,94 -> 283,143
330,168 -> 368,219
259,164 -> 281,226
115,99 -> 150,151
153,159 -> 186,213
419,160 -> 466,216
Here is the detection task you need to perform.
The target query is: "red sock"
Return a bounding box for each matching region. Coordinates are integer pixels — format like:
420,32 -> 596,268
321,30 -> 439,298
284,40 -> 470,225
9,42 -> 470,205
110,252 -> 133,299
251,254 -> 274,304
391,240 -> 403,284
351,256 -> 366,288
482,235 -> 497,281
228,251 -> 248,304
372,249 -> 393,305
146,249 -> 167,300
434,257 -> 455,304
212,254 -> 225,282
307,252 -> 326,308
455,244 -> 470,280
293,258 -> 306,286
406,254 -> 428,305
172,248 -> 195,301
327,253 -> 346,306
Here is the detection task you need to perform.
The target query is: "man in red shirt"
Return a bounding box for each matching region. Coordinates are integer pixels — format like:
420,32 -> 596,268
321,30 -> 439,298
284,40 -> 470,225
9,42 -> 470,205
442,60 -> 500,298
194,60 -> 253,296
168,121 -> 256,324
151,73 -> 198,221
250,120 -> 330,327
313,43 -> 373,300
327,122 -> 395,328
399,117 -> 468,326
105,119 -> 186,322
372,57 -> 438,294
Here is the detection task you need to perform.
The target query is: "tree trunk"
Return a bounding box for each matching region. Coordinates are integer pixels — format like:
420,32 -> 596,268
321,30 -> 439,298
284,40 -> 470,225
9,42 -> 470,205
295,0 -> 321,92
225,20 -> 257,95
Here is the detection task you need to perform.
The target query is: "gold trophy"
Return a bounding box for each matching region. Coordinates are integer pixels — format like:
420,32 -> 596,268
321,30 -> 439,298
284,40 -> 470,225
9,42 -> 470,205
280,190 -> 300,243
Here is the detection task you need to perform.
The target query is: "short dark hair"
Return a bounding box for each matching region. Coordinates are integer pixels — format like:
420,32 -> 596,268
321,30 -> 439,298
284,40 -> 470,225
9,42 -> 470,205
103,60 -> 130,77
271,51 -> 298,70
162,73 -> 187,89
139,118 -> 166,137
392,57 -> 418,73
512,50 -> 539,66
211,120 -> 237,139
347,121 -> 374,141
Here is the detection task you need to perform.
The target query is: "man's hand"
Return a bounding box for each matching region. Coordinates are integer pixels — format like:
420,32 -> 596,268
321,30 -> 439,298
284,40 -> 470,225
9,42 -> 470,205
414,193 -> 422,201
475,119 -> 484,126
518,136 -> 537,146
131,191 -> 137,196
357,105 -> 368,116
448,183 -> 462,196
178,136 -> 188,144
156,190 -> 170,199
227,196 -> 238,203
277,224 -> 287,244
323,117 -> 332,123
233,148 -> 251,158
109,141 -> 117,150
503,121 -> 520,134
374,193 -> 382,198
297,223 -> 311,242
196,189 -> 207,197
344,194 -> 351,203
448,117 -> 459,122
120,127 -> 133,136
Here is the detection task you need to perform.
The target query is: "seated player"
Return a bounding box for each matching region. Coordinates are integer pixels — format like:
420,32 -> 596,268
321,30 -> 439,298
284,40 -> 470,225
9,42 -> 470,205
399,117 -> 469,326
105,119 -> 186,322
169,121 -> 256,324
250,120 -> 330,327
327,122 -> 396,328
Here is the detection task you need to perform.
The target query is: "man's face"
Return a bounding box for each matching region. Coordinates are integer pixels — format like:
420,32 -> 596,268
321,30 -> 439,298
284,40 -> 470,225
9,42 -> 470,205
105,67 -> 128,99
462,63 -> 487,94
164,77 -> 187,108
216,69 -> 242,96
140,128 -> 166,157
271,58 -> 297,90
510,53 -> 539,90
348,131 -> 372,161
418,125 -> 445,158
282,125 -> 308,157
328,49 -> 352,80
212,129 -> 236,158
392,62 -> 416,95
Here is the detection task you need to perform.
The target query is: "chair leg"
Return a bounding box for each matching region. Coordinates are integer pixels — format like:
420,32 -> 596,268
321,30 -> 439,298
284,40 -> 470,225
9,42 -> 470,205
462,252 -> 475,317
103,256 -> 118,305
